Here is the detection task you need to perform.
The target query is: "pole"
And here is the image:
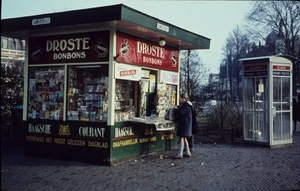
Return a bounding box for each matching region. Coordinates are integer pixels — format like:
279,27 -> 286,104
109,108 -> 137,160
226,44 -> 229,103
187,49 -> 191,96
221,82 -> 223,129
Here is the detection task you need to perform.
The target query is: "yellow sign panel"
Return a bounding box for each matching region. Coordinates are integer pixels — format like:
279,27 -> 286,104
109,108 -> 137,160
112,138 -> 138,148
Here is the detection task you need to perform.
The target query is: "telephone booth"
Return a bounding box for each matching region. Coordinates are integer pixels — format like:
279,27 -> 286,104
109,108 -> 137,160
240,55 -> 293,147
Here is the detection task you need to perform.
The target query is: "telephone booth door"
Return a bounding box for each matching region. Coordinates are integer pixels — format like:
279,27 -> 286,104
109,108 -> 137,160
271,66 -> 293,145
241,55 -> 293,147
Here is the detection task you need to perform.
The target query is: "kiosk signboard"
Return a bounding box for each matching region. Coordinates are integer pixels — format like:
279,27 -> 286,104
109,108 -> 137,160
25,120 -> 110,163
28,31 -> 110,64
273,65 -> 291,76
244,64 -> 268,77
116,32 -> 179,72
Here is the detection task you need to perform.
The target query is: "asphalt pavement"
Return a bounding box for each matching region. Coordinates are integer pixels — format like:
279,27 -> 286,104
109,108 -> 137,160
1,130 -> 300,191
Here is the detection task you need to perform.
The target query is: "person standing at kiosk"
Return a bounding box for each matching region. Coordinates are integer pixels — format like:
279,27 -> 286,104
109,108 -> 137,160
298,95 -> 300,125
293,98 -> 297,132
173,93 -> 192,159
293,96 -> 300,133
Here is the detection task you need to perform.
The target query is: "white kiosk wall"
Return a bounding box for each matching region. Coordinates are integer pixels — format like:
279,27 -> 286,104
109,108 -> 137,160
241,55 -> 293,147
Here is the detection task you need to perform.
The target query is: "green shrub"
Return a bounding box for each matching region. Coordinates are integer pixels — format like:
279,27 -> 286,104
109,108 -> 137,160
1,63 -> 24,126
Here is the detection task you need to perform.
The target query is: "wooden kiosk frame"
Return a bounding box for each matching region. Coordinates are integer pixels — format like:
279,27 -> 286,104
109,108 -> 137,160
1,4 -> 210,165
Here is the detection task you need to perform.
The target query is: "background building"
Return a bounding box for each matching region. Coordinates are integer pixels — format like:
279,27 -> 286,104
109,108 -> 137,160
1,37 -> 25,68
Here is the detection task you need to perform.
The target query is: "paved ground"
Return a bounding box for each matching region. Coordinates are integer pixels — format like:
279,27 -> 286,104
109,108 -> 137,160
2,130 -> 300,191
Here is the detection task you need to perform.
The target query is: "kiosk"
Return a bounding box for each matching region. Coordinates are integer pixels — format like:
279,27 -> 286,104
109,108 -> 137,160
240,55 -> 293,147
1,4 -> 210,165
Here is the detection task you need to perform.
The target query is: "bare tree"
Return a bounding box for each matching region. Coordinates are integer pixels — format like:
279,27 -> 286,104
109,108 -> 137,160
180,50 -> 210,111
246,1 -> 300,95
246,1 -> 300,57
220,26 -> 250,101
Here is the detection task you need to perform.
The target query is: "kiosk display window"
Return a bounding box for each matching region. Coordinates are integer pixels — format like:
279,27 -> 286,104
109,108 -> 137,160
156,84 -> 177,118
114,79 -> 136,122
28,66 -> 64,120
67,65 -> 108,121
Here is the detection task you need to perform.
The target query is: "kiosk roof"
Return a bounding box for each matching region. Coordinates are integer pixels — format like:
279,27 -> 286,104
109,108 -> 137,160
239,55 -> 297,64
1,4 -> 210,50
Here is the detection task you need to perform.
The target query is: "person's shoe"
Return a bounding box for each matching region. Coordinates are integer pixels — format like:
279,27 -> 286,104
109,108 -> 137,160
173,155 -> 183,159
183,153 -> 192,157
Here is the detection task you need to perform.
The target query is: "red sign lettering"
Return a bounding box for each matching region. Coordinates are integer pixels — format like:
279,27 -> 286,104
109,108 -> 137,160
116,32 -> 179,72
244,64 -> 268,71
120,69 -> 137,77
273,65 -> 290,71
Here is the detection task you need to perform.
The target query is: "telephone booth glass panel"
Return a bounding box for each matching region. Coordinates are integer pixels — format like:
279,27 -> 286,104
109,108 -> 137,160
243,77 -> 268,142
272,77 -> 291,141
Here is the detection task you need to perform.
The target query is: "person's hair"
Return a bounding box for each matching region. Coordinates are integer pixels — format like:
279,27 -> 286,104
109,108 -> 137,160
180,93 -> 189,100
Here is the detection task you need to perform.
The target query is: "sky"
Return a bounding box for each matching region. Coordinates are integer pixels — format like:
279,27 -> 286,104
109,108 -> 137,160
1,0 -> 253,73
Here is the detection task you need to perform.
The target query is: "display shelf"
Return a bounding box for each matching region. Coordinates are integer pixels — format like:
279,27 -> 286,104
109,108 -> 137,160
67,65 -> 108,122
27,66 -> 65,120
114,79 -> 136,122
115,81 -> 128,111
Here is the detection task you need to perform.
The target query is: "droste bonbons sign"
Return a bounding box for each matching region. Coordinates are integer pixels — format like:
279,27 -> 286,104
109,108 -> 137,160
116,32 -> 179,72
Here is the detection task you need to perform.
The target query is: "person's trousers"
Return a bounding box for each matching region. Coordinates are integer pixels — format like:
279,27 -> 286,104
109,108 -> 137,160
294,120 -> 297,132
187,135 -> 194,149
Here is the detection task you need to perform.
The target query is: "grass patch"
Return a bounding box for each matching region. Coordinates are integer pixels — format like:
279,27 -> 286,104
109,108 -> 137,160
197,116 -> 207,124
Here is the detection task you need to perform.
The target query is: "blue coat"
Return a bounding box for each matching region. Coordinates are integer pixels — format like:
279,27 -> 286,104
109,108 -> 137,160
176,101 -> 192,137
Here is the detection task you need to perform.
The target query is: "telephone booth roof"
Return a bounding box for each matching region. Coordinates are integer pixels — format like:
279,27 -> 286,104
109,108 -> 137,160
239,55 -> 295,64
1,4 -> 210,51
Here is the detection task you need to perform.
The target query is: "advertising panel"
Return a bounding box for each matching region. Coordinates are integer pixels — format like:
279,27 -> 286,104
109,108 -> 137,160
273,65 -> 291,76
160,70 -> 179,85
244,64 -> 268,77
25,120 -> 110,150
116,32 -> 179,72
115,62 -> 141,81
29,31 -> 110,64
